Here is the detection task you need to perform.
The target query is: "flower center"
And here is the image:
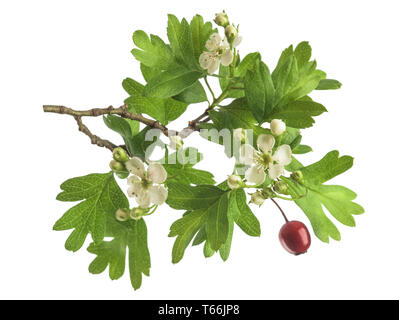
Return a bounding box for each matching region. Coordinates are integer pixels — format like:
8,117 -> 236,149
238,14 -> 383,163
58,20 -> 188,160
141,178 -> 153,190
257,152 -> 273,168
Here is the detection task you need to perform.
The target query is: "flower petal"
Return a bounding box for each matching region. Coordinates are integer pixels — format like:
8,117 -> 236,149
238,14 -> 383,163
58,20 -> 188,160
205,33 -> 222,51
207,58 -> 220,74
233,36 -> 242,48
199,52 -> 212,69
125,157 -> 145,179
268,164 -> 285,180
221,50 -> 234,66
273,144 -> 292,165
147,162 -> 167,184
257,134 -> 275,154
148,185 -> 168,205
245,166 -> 266,185
240,144 -> 257,165
136,191 -> 151,209
127,181 -> 144,198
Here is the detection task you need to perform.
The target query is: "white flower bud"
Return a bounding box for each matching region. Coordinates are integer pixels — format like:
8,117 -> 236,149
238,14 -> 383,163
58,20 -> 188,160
270,119 -> 286,136
214,12 -> 229,27
250,191 -> 266,206
130,207 -> 146,221
115,208 -> 129,222
225,25 -> 238,42
227,174 -> 242,190
169,135 -> 184,150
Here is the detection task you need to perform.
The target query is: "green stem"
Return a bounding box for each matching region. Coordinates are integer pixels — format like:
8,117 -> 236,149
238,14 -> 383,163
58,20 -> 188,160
143,205 -> 158,216
204,76 -> 216,101
270,198 -> 289,223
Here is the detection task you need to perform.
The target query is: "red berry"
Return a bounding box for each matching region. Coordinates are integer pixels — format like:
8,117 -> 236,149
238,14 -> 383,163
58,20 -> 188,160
279,221 -> 311,255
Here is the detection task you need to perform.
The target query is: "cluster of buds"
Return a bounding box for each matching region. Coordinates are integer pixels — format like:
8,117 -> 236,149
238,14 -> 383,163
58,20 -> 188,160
114,207 -> 147,222
214,11 -> 242,46
109,147 -> 130,179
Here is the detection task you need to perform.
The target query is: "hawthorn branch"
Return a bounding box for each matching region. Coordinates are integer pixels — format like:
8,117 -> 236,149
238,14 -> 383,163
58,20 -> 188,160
43,104 -> 170,136
74,116 -> 116,152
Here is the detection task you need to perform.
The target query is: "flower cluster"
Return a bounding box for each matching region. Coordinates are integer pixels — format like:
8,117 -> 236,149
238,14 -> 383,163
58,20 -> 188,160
199,12 -> 242,74
125,157 -> 168,209
239,120 -> 292,185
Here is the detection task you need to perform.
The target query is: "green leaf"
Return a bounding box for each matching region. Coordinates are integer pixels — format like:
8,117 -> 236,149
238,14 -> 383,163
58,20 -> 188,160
123,78 -> 188,125
190,14 -> 215,62
244,60 -> 275,123
88,218 -> 151,290
165,165 -> 215,185
272,45 -> 298,102
268,100 -> 327,128
143,67 -> 203,99
205,192 -> 229,251
230,189 -> 261,237
168,189 -> 230,261
219,65 -> 245,99
166,183 -> 226,210
103,115 -> 138,155
282,177 -> 364,243
173,80 -> 208,104
292,144 -> 313,154
169,208 -> 209,263
167,14 -> 197,70
235,52 -> 261,78
128,126 -> 161,161
300,150 -> 354,185
281,150 -> 363,243
54,172 -> 128,252
219,206 -> 234,261
316,79 -> 342,90
161,148 -> 216,185
131,31 -> 176,70
272,43 -> 326,108
294,41 -> 312,69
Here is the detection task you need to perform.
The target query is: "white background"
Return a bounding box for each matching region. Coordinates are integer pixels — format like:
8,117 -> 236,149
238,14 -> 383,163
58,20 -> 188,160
0,0 -> 398,299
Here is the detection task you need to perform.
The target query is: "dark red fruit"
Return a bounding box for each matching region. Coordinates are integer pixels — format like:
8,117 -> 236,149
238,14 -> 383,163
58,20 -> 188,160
279,221 -> 311,255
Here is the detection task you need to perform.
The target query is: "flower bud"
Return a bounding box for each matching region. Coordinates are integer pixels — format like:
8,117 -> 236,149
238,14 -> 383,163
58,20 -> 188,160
113,147 -> 129,163
270,119 -> 286,136
227,174 -> 243,190
130,207 -> 146,221
116,172 -> 129,179
250,191 -> 266,206
214,11 -> 229,27
273,181 -> 289,195
291,170 -> 304,183
115,208 -> 129,222
169,135 -> 184,150
225,25 -> 238,43
109,160 -> 126,173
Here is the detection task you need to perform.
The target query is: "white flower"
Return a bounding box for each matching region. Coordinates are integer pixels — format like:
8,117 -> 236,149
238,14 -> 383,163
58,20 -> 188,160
270,119 -> 286,136
169,135 -> 183,150
227,174 -> 242,190
240,134 -> 292,184
199,33 -> 239,74
125,157 -> 168,209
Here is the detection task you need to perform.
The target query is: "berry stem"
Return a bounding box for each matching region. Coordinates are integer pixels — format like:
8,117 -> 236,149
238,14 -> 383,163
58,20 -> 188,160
270,198 -> 289,223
